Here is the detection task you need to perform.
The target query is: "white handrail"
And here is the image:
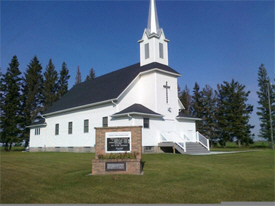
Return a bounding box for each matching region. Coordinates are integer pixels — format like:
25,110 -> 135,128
173,131 -> 186,152
160,131 -> 186,152
196,131 -> 209,151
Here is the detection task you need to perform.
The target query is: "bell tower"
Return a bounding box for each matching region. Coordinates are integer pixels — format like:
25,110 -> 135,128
138,0 -> 169,67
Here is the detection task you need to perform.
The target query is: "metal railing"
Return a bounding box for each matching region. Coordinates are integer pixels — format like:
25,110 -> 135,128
196,132 -> 209,151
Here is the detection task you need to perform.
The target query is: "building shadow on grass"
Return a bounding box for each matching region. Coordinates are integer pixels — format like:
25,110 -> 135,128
141,161 -> 146,170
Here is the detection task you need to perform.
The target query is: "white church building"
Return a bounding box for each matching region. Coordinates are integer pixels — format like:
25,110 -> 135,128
28,0 -> 209,154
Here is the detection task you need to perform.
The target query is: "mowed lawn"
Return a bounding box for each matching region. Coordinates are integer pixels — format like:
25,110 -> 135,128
0,150 -> 274,203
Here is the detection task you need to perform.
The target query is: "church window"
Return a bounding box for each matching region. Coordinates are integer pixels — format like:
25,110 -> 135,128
68,122 -> 73,134
84,119 -> 89,133
159,43 -> 163,58
145,43 -> 149,59
143,118 -> 150,128
103,117 -> 108,127
35,128 -> 40,135
55,124 -> 59,135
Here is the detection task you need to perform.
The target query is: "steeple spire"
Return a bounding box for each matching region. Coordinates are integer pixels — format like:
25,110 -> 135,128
138,0 -> 169,67
147,0 -> 160,35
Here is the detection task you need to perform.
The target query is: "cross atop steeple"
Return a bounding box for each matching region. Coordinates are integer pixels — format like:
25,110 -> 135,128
146,0 -> 161,36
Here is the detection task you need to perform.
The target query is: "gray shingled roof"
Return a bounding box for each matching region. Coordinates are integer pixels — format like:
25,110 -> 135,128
112,104 -> 162,117
44,62 -> 180,115
27,119 -> 46,128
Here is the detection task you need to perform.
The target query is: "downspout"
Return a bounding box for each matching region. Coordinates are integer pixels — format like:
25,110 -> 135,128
40,114 -> 47,152
127,114 -> 132,119
111,100 -> 118,112
127,114 -> 135,126
111,100 -> 117,106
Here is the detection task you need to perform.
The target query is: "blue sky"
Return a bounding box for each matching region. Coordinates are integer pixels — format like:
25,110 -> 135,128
1,0 -> 274,140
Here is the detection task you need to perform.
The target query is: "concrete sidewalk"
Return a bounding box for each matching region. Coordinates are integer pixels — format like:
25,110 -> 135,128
189,150 -> 263,155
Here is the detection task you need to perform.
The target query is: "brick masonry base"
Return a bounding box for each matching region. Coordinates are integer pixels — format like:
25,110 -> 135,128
92,126 -> 142,175
92,159 -> 142,175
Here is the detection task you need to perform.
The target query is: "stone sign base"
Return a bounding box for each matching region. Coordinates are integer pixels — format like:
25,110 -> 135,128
92,126 -> 142,175
92,159 -> 142,175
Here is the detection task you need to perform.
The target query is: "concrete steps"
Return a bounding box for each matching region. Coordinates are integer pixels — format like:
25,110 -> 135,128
185,142 -> 209,154
158,142 -> 209,154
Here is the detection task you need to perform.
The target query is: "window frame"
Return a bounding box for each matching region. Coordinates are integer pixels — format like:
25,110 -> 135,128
35,128 -> 40,135
84,119 -> 89,133
55,124 -> 59,135
143,118 -> 150,129
68,122 -> 73,134
103,116 -> 108,127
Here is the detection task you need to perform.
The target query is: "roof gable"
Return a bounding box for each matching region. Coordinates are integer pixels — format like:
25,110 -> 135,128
44,62 -> 180,115
112,104 -> 162,117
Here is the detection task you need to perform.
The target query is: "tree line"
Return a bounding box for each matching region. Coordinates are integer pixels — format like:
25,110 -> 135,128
0,55 -> 95,151
1,55 -> 274,150
179,64 -> 275,148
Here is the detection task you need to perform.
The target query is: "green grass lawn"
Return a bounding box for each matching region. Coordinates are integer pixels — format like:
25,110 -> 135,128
0,150 -> 274,203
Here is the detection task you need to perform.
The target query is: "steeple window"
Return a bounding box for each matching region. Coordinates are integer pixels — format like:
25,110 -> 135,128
145,43 -> 149,59
159,43 -> 163,59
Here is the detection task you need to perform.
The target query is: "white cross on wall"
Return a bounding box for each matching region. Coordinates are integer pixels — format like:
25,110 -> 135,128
163,81 -> 170,103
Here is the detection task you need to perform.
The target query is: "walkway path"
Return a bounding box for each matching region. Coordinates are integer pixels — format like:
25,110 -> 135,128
189,150 -> 263,155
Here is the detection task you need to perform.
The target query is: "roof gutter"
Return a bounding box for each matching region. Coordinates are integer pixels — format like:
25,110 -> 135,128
176,117 -> 202,121
26,123 -> 47,128
112,112 -> 163,118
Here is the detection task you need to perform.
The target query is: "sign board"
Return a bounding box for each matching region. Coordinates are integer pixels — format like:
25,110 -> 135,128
105,162 -> 126,171
105,132 -> 131,153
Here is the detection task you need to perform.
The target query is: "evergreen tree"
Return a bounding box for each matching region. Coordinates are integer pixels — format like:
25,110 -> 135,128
200,85 -> 218,147
42,59 -> 58,111
57,62 -> 70,99
85,68 -> 96,81
216,79 -> 254,147
179,85 -> 191,115
191,82 -> 203,131
75,66 -> 82,85
21,56 -> 44,146
0,67 -> 4,140
0,56 -> 23,151
256,64 -> 275,145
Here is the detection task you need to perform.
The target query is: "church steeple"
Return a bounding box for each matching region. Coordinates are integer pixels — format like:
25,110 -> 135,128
147,0 -> 160,36
138,0 -> 169,67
